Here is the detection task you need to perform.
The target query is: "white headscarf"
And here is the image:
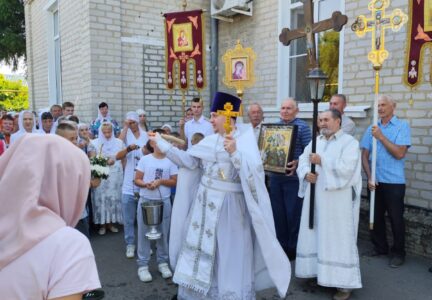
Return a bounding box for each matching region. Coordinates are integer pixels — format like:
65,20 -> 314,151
94,122 -> 121,157
124,111 -> 148,146
10,110 -> 38,144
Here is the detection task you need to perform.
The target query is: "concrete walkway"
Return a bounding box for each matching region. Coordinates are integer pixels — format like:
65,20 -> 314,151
91,230 -> 431,300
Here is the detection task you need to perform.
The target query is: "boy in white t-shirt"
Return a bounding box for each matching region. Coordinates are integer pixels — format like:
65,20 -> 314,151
134,136 -> 178,282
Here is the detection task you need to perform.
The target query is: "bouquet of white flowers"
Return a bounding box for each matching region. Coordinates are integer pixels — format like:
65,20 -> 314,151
90,155 -> 110,180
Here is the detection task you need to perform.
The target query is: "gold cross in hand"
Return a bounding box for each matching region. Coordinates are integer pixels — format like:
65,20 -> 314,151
217,102 -> 240,135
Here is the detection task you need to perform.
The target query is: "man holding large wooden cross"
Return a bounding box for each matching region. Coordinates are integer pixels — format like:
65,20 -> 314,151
279,1 -> 363,300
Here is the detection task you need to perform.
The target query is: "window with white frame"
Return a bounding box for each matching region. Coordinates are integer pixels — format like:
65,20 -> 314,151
277,0 -> 344,103
45,0 -> 62,105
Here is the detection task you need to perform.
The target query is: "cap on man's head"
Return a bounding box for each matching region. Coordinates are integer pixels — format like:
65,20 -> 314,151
125,111 -> 139,123
211,92 -> 241,118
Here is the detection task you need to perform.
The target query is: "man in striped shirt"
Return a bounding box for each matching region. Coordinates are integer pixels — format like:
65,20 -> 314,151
269,98 -> 312,261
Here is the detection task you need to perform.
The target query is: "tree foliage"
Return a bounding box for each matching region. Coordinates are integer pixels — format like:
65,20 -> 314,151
319,31 -> 340,101
0,0 -> 26,70
0,74 -> 29,111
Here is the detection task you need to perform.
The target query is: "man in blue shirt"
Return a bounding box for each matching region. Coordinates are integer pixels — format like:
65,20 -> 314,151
360,95 -> 411,268
269,98 -> 312,261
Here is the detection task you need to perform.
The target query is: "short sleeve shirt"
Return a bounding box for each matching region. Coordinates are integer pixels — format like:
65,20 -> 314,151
0,227 -> 101,300
360,116 -> 411,184
136,154 -> 178,199
184,116 -> 214,149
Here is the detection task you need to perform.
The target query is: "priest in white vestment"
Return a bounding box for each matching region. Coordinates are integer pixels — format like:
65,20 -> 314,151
151,92 -> 290,300
296,110 -> 362,300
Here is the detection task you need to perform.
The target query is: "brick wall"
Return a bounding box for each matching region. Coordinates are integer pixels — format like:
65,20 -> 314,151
25,1 -> 431,210
60,0 -> 92,122
344,0 -> 432,210
88,0 -> 211,130
25,0 -> 50,109
218,0 -> 279,109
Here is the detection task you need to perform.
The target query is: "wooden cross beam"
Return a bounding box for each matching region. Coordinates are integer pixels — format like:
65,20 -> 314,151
279,0 -> 348,69
217,102 -> 240,135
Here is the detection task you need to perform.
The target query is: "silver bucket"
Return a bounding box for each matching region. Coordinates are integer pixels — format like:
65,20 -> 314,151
141,200 -> 164,240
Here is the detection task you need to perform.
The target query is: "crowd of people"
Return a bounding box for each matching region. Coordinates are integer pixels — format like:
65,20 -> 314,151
0,91 -> 413,300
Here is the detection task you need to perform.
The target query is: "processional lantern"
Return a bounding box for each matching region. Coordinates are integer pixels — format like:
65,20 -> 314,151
279,0 -> 347,229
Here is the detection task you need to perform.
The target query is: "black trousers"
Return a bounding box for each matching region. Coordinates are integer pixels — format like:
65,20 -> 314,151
370,183 -> 406,257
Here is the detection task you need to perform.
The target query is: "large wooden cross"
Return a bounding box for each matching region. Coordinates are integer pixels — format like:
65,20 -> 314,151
279,0 -> 348,69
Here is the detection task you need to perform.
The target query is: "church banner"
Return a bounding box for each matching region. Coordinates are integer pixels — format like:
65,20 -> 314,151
404,0 -> 432,87
164,10 -> 205,91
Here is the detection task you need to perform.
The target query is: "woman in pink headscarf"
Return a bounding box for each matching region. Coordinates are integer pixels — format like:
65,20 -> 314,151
0,134 -> 101,300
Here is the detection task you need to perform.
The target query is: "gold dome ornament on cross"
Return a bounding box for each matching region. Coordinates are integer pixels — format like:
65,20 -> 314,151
351,0 -> 408,70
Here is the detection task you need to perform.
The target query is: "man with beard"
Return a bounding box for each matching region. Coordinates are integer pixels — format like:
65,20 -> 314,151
296,109 -> 362,300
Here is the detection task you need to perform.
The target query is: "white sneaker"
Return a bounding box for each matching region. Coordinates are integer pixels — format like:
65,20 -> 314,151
138,266 -> 152,282
126,245 -> 135,258
158,263 -> 173,279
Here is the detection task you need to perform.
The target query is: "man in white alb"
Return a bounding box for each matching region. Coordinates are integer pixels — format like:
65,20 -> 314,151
180,97 -> 213,149
296,109 -> 362,300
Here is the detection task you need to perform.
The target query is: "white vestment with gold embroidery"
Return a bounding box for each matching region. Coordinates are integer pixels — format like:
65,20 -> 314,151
157,124 -> 290,300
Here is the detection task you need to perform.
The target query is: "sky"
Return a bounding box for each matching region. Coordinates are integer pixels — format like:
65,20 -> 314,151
0,59 -> 26,76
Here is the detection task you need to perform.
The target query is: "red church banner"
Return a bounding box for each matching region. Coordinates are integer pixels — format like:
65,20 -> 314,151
404,0 -> 432,87
164,10 -> 205,91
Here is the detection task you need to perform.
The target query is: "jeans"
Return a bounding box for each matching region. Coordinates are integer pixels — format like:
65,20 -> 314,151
370,183 -> 406,257
137,196 -> 172,267
122,193 -> 138,246
269,175 -> 303,256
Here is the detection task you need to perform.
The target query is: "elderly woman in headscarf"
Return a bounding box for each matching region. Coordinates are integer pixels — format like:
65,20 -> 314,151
10,110 -> 38,144
88,122 -> 124,235
0,134 -> 101,299
78,123 -> 92,153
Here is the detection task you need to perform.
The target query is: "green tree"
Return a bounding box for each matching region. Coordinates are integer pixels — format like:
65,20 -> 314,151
0,74 -> 29,111
319,31 -> 340,101
0,0 -> 26,70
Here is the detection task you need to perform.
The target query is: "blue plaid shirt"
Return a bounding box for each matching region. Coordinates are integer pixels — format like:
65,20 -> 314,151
360,116 -> 411,184
270,118 -> 312,179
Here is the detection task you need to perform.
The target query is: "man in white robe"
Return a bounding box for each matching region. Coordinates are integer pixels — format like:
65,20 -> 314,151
296,109 -> 362,300
151,92 -> 290,300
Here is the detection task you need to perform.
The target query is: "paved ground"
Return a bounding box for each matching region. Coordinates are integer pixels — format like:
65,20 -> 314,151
90,228 -> 431,300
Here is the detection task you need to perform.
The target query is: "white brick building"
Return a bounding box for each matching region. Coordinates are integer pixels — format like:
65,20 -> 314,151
25,0 -> 431,255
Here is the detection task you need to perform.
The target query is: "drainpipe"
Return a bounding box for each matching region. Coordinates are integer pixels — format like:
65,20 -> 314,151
210,17 -> 218,105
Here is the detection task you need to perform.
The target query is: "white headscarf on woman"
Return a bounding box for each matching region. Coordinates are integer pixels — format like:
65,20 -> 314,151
125,111 -> 146,143
10,110 -> 38,144
92,122 -> 121,158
